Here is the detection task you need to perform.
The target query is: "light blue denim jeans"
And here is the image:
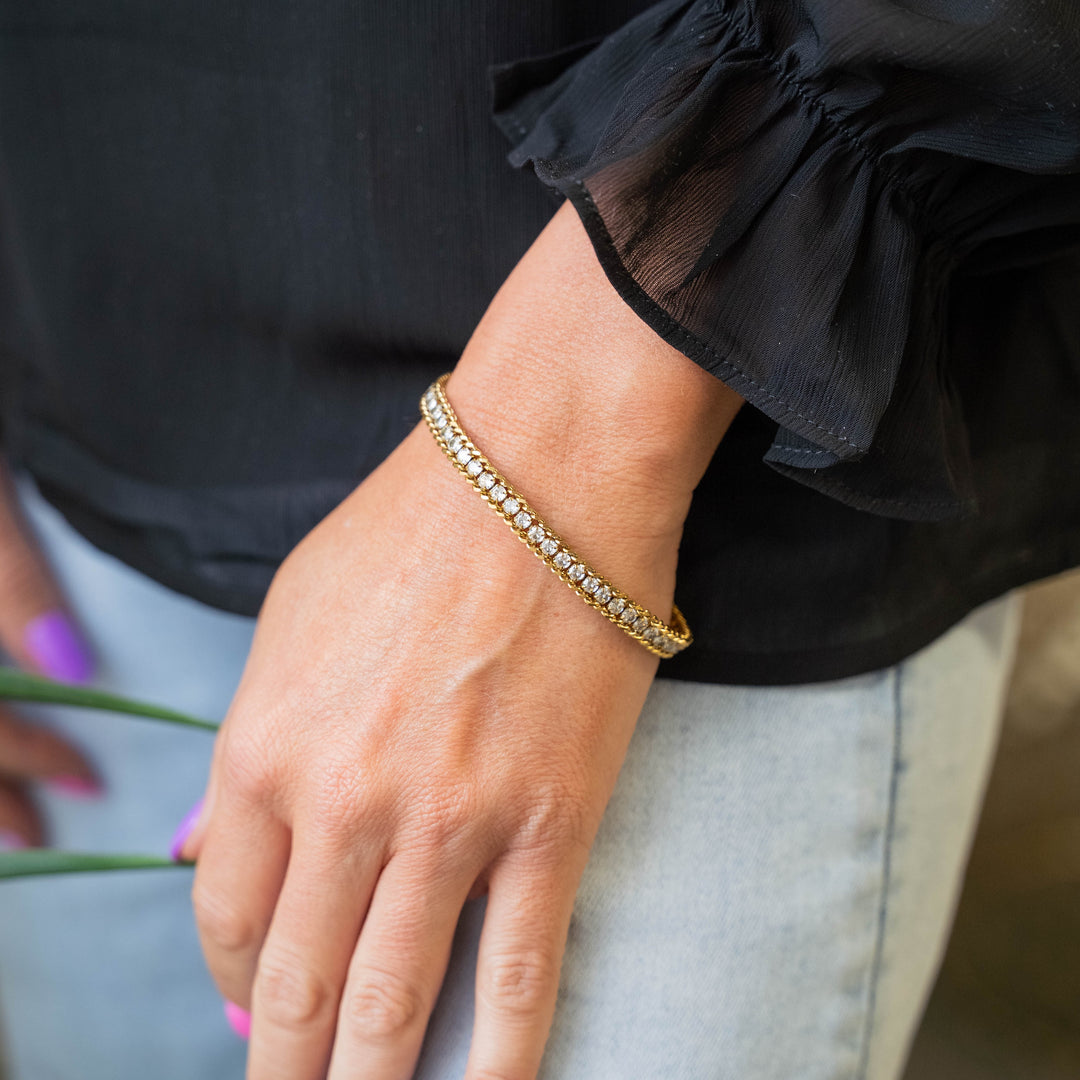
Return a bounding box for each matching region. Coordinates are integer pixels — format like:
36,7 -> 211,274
0,474 -> 1022,1079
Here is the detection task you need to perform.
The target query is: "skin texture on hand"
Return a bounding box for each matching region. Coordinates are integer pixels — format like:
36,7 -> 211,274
182,201 -> 744,1079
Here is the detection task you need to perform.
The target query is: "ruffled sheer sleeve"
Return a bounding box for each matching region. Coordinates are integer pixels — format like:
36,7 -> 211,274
490,0 -> 1080,520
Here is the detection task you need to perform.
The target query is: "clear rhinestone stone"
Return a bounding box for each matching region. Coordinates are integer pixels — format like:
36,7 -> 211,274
424,393 -> 437,412
489,484 -> 507,503
435,414 -> 449,430
540,538 -> 559,557
553,551 -> 572,569
633,615 -> 648,632
477,472 -> 496,490
595,585 -> 612,604
514,511 -> 533,530
569,563 -> 586,582
620,607 -> 636,624
643,627 -> 660,643
448,434 -> 464,453
527,524 -> 545,543
455,447 -> 472,465
607,598 -> 626,615
465,459 -> 483,477
582,576 -> 599,594
502,497 -> 520,516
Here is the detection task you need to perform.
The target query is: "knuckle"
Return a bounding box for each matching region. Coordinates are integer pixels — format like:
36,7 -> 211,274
191,883 -> 256,954
306,765 -> 374,839
343,967 -> 425,1040
417,795 -> 477,849
218,731 -> 278,804
397,781 -> 481,854
480,949 -> 557,1018
515,783 -> 589,856
255,954 -> 332,1030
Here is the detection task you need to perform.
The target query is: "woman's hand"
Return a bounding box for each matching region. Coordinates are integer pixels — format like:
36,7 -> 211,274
188,421 -> 669,1079
0,462 -> 98,848
181,201 -> 743,1079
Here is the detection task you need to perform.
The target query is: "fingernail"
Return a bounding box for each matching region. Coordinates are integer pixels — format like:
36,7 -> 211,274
169,798 -> 204,862
45,774 -> 103,799
0,829 -> 28,851
223,1001 -> 251,1040
23,611 -> 94,684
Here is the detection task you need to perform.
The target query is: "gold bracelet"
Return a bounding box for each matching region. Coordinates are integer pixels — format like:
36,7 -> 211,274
420,374 -> 692,659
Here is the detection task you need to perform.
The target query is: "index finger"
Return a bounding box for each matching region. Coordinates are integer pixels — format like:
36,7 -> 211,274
463,854 -> 583,1080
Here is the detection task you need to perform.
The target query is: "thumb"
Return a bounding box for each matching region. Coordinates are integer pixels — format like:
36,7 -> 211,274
0,464 -> 93,683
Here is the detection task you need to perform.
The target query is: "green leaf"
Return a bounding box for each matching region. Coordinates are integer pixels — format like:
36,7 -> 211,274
0,668 -> 218,731
0,850 -> 187,879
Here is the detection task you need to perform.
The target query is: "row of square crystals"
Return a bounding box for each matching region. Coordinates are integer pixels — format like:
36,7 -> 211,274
549,553 -> 654,636
511,519 -> 664,642
428,403 -> 449,432
445,425 -> 510,506
522,521 -> 560,558
424,391 -> 682,654
428,399 -> 450,434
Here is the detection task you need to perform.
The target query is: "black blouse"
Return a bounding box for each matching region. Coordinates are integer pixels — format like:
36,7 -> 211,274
0,0 -> 1077,685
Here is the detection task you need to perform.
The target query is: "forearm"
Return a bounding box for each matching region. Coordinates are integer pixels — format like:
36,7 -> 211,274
438,200 -> 744,616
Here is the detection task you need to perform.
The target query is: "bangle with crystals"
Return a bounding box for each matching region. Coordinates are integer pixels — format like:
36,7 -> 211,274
420,374 -> 692,659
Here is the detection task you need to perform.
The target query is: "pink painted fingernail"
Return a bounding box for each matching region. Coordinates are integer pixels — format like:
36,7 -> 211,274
23,611 -> 94,684
169,798 -> 204,862
0,829 -> 28,851
45,774 -> 103,799
224,1001 -> 251,1039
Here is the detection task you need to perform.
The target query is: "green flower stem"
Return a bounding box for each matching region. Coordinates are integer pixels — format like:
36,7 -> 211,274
0,669 -> 212,881
0,668 -> 218,731
0,850 -> 189,879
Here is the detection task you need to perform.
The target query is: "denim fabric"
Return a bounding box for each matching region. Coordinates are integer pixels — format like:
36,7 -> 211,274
0,475 -> 1021,1079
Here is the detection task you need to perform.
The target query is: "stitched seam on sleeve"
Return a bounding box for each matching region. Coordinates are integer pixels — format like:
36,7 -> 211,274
571,180 -> 976,518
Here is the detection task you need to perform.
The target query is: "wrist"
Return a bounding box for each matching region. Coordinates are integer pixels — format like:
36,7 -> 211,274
396,201 -> 743,627
448,200 -> 742,521
436,201 -> 742,612
401,412 -> 682,645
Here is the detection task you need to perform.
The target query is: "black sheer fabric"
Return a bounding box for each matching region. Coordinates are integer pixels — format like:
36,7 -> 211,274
492,0 -> 1080,520
0,1 -> 1078,685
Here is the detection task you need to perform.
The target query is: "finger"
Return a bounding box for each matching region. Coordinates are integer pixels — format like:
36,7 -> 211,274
464,855 -> 584,1080
0,779 -> 44,848
327,852 -> 477,1080
191,783 -> 291,1010
178,674 -> 264,864
0,707 -> 99,788
0,462 -> 92,682
176,727 -> 227,864
246,839 -> 381,1080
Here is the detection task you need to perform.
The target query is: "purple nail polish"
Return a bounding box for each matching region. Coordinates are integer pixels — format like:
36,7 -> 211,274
23,611 -> 94,684
0,829 -> 28,851
169,798 -> 204,862
224,1001 -> 251,1040
45,774 -> 103,799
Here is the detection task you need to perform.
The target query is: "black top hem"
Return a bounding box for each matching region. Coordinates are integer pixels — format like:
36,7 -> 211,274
27,467 -> 1080,687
